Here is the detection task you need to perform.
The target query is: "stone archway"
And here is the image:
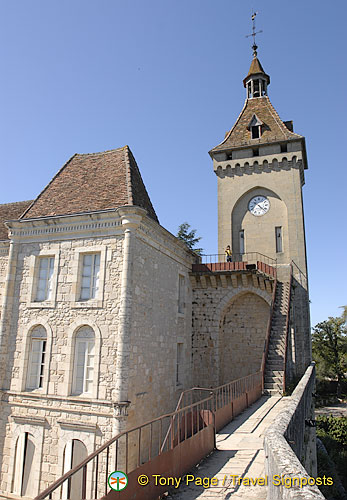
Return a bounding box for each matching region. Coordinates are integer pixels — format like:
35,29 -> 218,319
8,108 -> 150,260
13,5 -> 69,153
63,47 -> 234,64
219,292 -> 270,385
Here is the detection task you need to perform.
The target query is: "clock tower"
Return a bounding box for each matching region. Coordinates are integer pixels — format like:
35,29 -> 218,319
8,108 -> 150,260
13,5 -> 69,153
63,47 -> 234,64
209,44 -> 308,279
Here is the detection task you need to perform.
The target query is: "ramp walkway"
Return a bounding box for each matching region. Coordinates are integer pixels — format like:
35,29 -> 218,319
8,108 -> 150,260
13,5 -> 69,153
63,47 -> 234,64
168,395 -> 287,500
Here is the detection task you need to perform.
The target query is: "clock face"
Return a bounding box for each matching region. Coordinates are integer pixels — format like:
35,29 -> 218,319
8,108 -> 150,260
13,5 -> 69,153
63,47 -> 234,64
248,195 -> 270,216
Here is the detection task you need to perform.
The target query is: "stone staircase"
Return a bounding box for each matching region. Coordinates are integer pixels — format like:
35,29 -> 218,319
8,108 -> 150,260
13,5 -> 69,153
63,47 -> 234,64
264,280 -> 291,395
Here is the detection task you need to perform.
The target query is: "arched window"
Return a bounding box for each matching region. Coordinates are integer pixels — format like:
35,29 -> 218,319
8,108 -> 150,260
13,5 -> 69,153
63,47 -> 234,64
62,440 -> 88,499
12,433 -> 36,497
73,326 -> 95,396
26,326 -> 47,390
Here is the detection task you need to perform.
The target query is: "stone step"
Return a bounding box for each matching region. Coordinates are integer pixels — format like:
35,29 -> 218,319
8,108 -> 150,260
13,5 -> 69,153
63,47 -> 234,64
267,370 -> 283,376
267,355 -> 284,362
266,361 -> 284,369
264,386 -> 282,394
264,381 -> 283,390
265,376 -> 283,384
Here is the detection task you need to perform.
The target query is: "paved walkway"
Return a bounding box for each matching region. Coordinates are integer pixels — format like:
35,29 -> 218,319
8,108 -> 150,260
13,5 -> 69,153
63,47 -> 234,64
315,402 -> 347,418
169,395 -> 287,500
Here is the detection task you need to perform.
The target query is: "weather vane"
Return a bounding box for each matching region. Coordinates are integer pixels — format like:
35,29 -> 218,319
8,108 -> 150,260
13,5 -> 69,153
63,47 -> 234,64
246,11 -> 263,57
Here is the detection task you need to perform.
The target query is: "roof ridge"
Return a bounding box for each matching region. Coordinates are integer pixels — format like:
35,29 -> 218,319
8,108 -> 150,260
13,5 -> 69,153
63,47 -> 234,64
0,199 -> 33,208
20,154 -> 78,219
263,97 -> 289,140
75,146 -> 127,158
123,145 -> 134,206
209,99 -> 248,153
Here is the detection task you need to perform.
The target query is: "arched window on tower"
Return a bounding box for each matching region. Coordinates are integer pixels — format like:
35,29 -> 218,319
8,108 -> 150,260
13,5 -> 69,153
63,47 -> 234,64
72,326 -> 95,396
26,325 -> 47,390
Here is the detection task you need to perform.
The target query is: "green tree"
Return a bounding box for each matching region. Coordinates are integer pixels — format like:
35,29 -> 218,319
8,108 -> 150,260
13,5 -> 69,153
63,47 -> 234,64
312,316 -> 347,396
176,222 -> 203,255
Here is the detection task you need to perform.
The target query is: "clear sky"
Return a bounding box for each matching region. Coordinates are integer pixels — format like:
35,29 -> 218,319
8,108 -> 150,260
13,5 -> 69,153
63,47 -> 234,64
0,0 -> 346,327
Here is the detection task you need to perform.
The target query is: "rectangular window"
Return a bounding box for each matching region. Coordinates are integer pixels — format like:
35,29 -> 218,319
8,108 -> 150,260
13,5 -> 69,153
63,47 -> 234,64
275,226 -> 283,253
239,230 -> 245,254
27,339 -> 46,389
176,343 -> 183,385
35,257 -> 54,301
73,339 -> 95,394
251,125 -> 260,139
178,275 -> 185,313
80,253 -> 100,300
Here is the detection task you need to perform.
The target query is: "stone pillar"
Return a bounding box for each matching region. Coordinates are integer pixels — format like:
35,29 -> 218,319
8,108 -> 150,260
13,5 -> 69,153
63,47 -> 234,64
0,238 -> 18,390
112,206 -> 146,436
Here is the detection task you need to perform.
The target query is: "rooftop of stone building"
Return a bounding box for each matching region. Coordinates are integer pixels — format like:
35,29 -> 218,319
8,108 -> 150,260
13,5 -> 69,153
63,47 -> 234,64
210,96 -> 303,154
0,200 -> 33,240
20,145 -> 159,223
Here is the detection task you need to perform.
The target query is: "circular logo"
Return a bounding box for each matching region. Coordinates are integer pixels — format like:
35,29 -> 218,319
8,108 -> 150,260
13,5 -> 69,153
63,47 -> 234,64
108,470 -> 128,491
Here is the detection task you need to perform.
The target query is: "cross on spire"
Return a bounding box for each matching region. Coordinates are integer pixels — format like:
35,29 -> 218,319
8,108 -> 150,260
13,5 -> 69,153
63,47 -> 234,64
246,11 -> 263,57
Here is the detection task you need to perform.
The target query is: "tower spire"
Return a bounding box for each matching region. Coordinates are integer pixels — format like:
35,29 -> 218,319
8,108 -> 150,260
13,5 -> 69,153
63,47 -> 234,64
244,11 -> 269,98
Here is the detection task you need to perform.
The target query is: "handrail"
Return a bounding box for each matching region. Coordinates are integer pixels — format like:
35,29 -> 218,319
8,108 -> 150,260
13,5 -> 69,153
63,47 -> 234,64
199,252 -> 277,266
291,259 -> 307,290
161,371 -> 262,452
261,275 -> 277,389
282,265 -> 293,392
35,395 -> 213,500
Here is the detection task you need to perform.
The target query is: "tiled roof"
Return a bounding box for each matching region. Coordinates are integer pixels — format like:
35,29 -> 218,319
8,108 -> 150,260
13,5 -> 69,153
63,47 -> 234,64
21,146 -> 159,223
210,96 -> 303,153
0,200 -> 33,240
246,57 -> 266,77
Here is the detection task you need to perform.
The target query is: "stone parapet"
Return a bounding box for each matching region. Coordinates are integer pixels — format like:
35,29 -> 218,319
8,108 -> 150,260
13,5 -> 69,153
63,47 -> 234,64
264,363 -> 323,499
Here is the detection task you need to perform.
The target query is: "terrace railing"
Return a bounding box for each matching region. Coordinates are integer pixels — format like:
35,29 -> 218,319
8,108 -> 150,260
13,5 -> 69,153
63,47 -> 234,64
193,252 -> 277,278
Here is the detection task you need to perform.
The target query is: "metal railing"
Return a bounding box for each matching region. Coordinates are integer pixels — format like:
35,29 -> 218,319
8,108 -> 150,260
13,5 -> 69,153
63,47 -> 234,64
199,252 -> 277,267
261,275 -> 278,388
162,371 -> 263,451
35,395 -> 214,500
291,260 -> 307,290
283,265 -> 293,392
35,371 -> 263,500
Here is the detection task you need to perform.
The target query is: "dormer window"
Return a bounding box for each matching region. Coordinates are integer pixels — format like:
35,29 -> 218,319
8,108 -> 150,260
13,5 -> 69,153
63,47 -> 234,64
248,114 -> 263,140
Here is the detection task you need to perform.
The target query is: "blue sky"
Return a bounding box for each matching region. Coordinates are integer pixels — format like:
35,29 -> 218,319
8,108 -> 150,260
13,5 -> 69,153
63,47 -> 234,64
0,0 -> 346,327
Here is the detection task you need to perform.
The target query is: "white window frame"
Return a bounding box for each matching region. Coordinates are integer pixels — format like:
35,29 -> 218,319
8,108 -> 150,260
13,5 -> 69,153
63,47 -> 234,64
26,329 -> 47,391
80,253 -> 100,301
72,246 -> 107,308
72,327 -> 95,397
27,249 -> 59,308
19,321 -> 53,394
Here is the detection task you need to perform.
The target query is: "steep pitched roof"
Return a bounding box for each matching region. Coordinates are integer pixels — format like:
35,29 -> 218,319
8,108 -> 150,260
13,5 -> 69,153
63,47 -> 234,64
21,146 -> 159,223
210,96 -> 303,153
247,57 -> 266,77
0,200 -> 33,240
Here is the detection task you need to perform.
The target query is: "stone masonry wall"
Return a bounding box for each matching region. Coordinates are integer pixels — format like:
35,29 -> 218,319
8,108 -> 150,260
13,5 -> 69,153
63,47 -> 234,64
127,231 -> 192,429
0,212 -> 194,497
192,274 -> 272,388
0,233 -> 124,496
0,248 -> 9,320
220,292 -> 269,384
264,363 -> 322,500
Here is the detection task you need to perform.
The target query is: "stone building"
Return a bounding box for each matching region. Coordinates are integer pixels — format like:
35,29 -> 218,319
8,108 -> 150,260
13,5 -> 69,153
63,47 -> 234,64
0,47 -> 311,498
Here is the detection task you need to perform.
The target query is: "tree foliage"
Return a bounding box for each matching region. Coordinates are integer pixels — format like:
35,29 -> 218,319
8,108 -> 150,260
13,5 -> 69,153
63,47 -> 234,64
176,222 -> 203,255
312,315 -> 347,396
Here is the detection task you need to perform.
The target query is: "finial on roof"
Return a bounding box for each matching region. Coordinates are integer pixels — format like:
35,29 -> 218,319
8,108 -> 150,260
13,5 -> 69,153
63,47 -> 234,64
246,11 -> 262,57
